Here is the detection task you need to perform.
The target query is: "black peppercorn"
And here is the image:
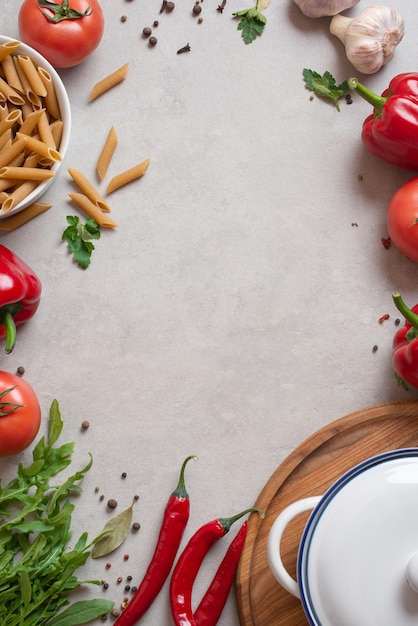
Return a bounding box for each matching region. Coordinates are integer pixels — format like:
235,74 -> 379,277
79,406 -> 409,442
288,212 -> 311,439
193,3 -> 202,15
149,36 -> 158,46
165,1 -> 175,11
142,27 -> 152,38
107,499 -> 118,509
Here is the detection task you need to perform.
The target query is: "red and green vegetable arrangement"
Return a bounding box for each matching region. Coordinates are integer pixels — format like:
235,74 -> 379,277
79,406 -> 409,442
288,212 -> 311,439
0,399 -> 114,625
113,455 -> 264,626
18,0 -> 105,68
0,244 -> 42,354
391,292 -> 418,391
0,370 -> 41,456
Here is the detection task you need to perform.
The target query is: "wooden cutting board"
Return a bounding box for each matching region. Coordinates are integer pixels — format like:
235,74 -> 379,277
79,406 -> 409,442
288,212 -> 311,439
235,401 -> 418,626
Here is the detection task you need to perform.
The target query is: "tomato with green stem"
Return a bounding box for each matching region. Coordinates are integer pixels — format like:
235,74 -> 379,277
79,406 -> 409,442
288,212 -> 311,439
18,0 -> 105,69
0,372 -> 41,457
387,177 -> 418,264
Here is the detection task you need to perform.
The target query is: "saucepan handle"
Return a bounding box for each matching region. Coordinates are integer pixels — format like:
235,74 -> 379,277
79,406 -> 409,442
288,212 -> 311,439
267,496 -> 322,598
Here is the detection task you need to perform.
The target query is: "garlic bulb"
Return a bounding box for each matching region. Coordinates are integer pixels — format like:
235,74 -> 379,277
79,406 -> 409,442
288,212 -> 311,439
330,6 -> 405,74
293,0 -> 360,19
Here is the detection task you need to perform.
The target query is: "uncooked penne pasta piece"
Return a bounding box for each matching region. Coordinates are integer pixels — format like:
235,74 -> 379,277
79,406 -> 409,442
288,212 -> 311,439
38,67 -> 60,120
97,126 -> 118,181
17,55 -> 47,98
1,179 -> 38,214
18,108 -> 44,136
1,55 -> 23,93
49,119 -> 63,147
68,167 -> 111,212
0,202 -> 51,230
0,76 -> 25,106
89,63 -> 129,102
0,135 -> 27,169
16,132 -> 61,162
0,129 -> 11,151
106,158 -> 150,194
0,109 -> 22,137
37,109 -> 56,149
13,57 -> 42,108
0,41 -> 20,63
68,192 -> 118,228
0,166 -> 55,181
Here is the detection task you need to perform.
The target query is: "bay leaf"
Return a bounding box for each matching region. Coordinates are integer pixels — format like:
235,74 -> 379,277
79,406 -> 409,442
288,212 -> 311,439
91,504 -> 133,558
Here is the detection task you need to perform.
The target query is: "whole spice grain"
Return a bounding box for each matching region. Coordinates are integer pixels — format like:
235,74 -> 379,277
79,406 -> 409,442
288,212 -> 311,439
132,522 -> 141,531
16,366 -> 25,376
166,1 -> 175,11
81,420 -> 90,430
149,36 -> 158,46
142,27 -> 152,37
217,0 -> 226,12
193,3 -> 202,15
108,499 -> 118,509
177,43 -> 191,54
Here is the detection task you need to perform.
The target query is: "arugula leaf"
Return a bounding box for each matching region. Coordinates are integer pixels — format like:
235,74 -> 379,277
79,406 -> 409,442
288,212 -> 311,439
0,400 -> 114,625
62,216 -> 100,269
233,5 -> 267,44
303,68 -> 349,112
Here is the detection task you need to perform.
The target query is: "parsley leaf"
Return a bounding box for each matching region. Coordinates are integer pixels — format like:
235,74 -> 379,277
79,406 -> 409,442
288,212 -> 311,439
233,5 -> 267,44
62,215 -> 100,269
303,68 -> 349,112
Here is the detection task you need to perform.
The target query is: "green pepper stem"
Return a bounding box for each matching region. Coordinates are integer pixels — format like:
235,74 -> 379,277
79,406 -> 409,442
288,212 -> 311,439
393,292 -> 418,330
219,507 -> 265,533
348,77 -> 387,116
2,311 -> 17,354
171,455 -> 197,499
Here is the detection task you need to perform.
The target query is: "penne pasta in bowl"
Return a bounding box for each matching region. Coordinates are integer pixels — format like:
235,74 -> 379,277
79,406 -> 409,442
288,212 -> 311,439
0,35 -> 71,218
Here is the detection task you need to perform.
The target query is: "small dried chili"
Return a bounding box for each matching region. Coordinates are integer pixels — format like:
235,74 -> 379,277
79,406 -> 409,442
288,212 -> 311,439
113,455 -> 197,626
194,520 -> 249,626
170,507 -> 264,626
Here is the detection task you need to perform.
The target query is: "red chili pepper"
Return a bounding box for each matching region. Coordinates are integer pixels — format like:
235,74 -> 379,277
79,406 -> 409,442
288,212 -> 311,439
170,507 -> 263,626
348,74 -> 418,171
0,245 -> 42,354
114,455 -> 197,626
194,521 -> 248,626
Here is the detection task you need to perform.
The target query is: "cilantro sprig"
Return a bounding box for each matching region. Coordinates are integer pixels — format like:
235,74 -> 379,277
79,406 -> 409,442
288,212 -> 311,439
62,215 -> 100,269
0,400 -> 114,624
233,0 -> 269,44
303,68 -> 349,112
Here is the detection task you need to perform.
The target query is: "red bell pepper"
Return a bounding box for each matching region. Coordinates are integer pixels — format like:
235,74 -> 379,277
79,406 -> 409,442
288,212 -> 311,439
392,292 -> 418,389
348,74 -> 418,172
0,245 -> 42,354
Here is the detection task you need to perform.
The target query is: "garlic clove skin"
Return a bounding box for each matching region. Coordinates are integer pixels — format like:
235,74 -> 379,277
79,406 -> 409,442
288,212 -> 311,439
330,6 -> 405,74
293,0 -> 360,19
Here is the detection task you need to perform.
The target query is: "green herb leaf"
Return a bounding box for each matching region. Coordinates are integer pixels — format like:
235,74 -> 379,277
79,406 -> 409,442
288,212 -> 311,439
46,600 -> 115,626
92,503 -> 134,558
62,215 -> 101,269
0,399 -> 114,625
303,68 -> 349,112
233,6 -> 267,44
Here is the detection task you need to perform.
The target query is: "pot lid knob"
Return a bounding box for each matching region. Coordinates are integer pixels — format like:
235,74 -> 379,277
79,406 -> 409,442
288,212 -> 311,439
406,552 -> 418,592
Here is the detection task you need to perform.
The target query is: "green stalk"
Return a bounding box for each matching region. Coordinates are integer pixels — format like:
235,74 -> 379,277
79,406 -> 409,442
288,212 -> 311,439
219,506 -> 265,533
393,292 -> 418,329
348,77 -> 387,117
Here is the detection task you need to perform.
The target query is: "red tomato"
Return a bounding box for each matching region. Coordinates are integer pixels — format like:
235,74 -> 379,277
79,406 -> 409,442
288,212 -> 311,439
387,177 -> 418,263
18,0 -> 104,69
0,372 -> 41,457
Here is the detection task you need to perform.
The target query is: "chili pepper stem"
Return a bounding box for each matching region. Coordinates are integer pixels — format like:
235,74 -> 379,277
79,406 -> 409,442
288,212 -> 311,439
348,77 -> 387,116
1,311 -> 17,354
219,506 -> 264,533
393,292 -> 418,330
172,455 -> 197,499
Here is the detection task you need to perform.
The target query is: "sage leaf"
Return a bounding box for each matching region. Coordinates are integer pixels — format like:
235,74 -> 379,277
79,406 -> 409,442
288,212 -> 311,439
46,599 -> 115,626
92,504 -> 133,558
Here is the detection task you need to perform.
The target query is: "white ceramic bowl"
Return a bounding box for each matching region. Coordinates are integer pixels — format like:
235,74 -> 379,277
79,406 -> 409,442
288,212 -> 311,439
0,35 -> 71,219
